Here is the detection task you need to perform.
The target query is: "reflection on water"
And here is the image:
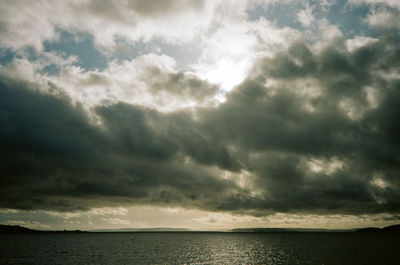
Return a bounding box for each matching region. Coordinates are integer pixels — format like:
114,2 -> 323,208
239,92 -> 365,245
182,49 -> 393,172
0,232 -> 397,264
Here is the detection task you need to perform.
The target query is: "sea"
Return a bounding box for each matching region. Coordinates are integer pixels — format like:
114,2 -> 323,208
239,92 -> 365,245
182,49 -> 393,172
0,232 -> 398,264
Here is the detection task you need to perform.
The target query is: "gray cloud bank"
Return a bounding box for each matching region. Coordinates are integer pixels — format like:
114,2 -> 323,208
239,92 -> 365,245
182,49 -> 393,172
1,30 -> 399,216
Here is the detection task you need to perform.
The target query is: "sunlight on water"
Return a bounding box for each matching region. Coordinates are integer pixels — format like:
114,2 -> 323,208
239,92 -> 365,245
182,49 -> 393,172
0,232 -> 397,265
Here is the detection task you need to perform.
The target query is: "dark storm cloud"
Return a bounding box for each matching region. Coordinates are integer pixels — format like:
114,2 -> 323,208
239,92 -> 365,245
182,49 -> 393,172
199,31 -> 400,214
1,29 -> 400,216
0,75 -> 240,211
204,32 -> 400,214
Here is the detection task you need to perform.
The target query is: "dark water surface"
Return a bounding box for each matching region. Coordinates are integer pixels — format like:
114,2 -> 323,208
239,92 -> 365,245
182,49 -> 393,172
0,232 -> 398,264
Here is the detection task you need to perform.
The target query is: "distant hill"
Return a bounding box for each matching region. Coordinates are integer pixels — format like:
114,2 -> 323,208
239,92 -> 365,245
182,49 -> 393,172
231,227 -> 353,233
232,225 -> 400,233
90,227 -> 191,232
0,224 -> 86,233
356,224 -> 400,233
2,224 -> 399,233
232,228 -> 298,232
0,224 -> 38,233
355,227 -> 381,232
382,224 -> 400,232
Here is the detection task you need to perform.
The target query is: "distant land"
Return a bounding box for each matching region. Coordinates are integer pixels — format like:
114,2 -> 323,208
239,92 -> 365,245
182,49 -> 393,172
1,224 -> 399,233
90,227 -> 191,232
0,224 -> 86,233
355,224 -> 400,233
231,228 -> 353,232
231,224 -> 400,233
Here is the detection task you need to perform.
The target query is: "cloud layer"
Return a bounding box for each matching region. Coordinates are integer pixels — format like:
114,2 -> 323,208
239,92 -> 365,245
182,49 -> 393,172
0,1 -> 399,227
1,28 -> 399,216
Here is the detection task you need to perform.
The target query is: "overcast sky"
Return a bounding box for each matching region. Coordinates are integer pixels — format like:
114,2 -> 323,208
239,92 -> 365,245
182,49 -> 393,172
0,0 -> 399,230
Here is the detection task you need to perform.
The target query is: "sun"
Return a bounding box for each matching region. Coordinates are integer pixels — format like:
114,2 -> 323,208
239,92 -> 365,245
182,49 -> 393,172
196,57 -> 250,94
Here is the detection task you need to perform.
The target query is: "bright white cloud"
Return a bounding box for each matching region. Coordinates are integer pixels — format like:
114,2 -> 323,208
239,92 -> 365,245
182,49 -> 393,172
53,53 -> 219,111
193,12 -> 301,92
306,157 -> 344,175
297,4 -> 315,27
366,8 -> 400,30
0,0 -> 219,50
345,36 -> 378,52
370,175 -> 390,190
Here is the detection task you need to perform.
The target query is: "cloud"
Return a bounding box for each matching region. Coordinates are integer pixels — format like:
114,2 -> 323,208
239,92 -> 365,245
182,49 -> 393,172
53,54 -> 219,111
297,3 -> 315,27
349,0 -> 400,9
366,8 -> 400,31
193,4 -> 302,91
348,0 -> 400,32
208,29 -> 400,214
0,70 -> 242,211
0,1 -> 399,220
0,0 -> 217,50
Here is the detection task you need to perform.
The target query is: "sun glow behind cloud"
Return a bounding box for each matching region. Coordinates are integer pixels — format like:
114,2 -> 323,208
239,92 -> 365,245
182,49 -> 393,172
195,57 -> 250,92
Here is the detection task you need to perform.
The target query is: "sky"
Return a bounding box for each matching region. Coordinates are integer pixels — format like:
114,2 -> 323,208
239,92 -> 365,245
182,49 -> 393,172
0,0 -> 400,231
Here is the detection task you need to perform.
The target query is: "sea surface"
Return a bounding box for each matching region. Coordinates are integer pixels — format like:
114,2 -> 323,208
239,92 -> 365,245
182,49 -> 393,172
0,232 -> 397,264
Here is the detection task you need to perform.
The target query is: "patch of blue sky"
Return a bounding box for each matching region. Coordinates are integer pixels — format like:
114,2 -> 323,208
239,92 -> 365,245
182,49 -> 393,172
247,0 -> 376,38
325,0 -> 376,37
0,46 -> 40,68
0,48 -> 15,65
43,29 -> 201,74
0,45 -> 68,75
151,40 -> 202,71
111,36 -> 202,71
3,45 -> 69,75
44,30 -> 108,72
247,2 -> 302,29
